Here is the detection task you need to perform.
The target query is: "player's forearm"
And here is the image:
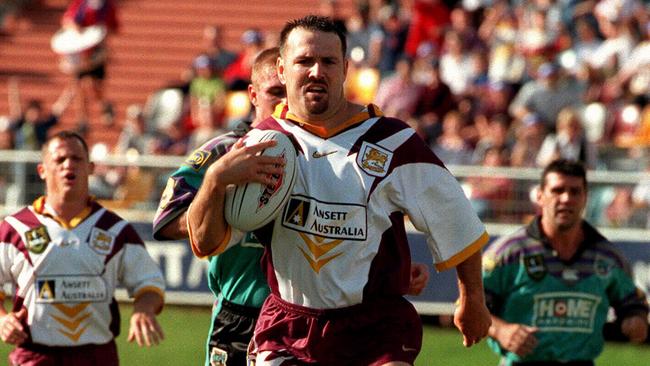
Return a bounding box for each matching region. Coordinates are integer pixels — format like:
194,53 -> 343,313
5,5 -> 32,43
133,291 -> 164,315
456,251 -> 486,302
158,214 -> 189,240
187,168 -> 229,255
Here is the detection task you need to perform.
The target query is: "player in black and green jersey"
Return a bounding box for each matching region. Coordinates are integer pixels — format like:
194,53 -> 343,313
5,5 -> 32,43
482,159 -> 648,366
153,48 -> 285,366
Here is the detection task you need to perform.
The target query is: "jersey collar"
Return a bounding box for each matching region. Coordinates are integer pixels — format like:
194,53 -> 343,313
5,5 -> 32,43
272,103 -> 383,138
33,196 -> 95,229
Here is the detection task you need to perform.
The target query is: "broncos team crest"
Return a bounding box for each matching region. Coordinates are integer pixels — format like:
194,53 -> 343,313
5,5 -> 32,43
25,226 -> 51,254
356,142 -> 393,177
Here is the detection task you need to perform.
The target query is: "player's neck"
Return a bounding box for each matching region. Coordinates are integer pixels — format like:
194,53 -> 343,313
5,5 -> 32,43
46,193 -> 89,223
300,101 -> 364,130
543,222 -> 584,261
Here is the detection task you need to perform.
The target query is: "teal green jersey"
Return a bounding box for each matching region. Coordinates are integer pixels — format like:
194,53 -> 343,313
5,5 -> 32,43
152,122 -> 271,366
482,218 -> 647,365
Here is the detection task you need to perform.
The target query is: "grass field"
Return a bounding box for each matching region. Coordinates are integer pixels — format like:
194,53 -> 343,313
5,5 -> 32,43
2,304 -> 650,365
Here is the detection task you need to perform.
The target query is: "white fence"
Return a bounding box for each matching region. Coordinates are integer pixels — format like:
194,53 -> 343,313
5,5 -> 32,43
1,149 -> 649,237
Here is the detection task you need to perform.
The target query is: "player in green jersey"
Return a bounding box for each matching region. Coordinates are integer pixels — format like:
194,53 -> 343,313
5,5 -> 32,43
483,159 -> 648,366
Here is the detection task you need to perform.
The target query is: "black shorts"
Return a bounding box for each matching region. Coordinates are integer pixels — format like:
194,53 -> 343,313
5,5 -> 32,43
209,299 -> 261,366
77,62 -> 106,80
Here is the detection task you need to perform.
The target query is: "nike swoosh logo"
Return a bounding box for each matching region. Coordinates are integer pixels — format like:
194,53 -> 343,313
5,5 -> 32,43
402,345 -> 417,352
312,150 -> 338,159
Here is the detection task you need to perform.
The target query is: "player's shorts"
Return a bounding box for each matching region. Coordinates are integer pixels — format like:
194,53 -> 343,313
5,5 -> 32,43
209,299 -> 261,366
250,294 -> 422,365
9,340 -> 118,366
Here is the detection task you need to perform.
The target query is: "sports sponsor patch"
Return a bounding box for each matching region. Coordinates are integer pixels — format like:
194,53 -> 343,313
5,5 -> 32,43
25,226 -> 50,254
282,195 -> 367,240
156,178 -> 176,213
524,254 -> 546,280
36,275 -> 108,303
532,292 -> 601,333
209,346 -> 228,366
185,149 -> 211,171
594,254 -> 615,278
356,142 -> 392,177
89,228 -> 115,255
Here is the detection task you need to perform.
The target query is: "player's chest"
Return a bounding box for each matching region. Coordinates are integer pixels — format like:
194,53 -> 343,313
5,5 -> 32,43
25,224 -> 117,273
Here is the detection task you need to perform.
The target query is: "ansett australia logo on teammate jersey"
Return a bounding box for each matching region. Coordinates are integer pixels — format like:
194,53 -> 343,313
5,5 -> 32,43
36,275 -> 108,303
532,292 -> 601,333
282,196 -> 367,240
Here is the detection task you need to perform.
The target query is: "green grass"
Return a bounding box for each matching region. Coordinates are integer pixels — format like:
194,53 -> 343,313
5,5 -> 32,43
1,305 -> 649,365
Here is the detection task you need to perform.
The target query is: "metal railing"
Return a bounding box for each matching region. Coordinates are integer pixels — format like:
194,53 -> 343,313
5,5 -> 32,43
1,150 -> 649,235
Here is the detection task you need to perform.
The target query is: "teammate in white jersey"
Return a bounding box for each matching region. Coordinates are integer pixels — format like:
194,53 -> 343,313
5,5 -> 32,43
0,131 -> 165,366
186,15 -> 491,365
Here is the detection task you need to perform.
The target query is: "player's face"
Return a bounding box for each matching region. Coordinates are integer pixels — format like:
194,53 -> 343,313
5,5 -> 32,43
537,172 -> 587,232
250,66 -> 286,123
279,28 -> 347,122
38,137 -> 93,200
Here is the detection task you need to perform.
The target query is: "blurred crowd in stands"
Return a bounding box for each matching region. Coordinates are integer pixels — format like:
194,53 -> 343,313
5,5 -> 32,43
1,0 -> 649,228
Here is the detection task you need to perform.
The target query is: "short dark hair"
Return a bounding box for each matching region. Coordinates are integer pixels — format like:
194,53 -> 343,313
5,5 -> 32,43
42,130 -> 89,158
279,15 -> 347,58
541,159 -> 587,189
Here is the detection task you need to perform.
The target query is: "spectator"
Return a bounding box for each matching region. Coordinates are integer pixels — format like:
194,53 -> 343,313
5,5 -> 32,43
431,110 -> 473,165
509,62 -> 585,130
223,29 -> 265,89
439,29 -> 475,96
472,113 -> 512,164
413,59 -> 455,144
572,17 -> 603,70
375,5 -> 409,77
374,56 -> 421,119
536,106 -> 596,168
345,0 -> 383,67
510,113 -> 547,168
404,0 -> 450,58
115,104 -> 157,155
202,25 -> 237,76
61,0 -> 119,125
189,54 -> 227,131
8,78 -> 74,151
465,146 -> 514,220
632,161 -> 650,228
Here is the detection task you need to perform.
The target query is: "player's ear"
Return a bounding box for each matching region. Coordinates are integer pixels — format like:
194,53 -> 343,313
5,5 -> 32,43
343,59 -> 348,80
89,161 -> 95,175
37,163 -> 46,180
248,84 -> 257,107
278,57 -> 286,85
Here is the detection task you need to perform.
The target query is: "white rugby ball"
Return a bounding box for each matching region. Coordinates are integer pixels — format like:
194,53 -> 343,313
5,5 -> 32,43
224,129 -> 297,231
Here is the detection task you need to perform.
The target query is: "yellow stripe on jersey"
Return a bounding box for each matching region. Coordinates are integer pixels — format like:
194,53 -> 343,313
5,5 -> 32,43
33,196 -> 95,229
272,103 -> 383,138
186,203 -> 229,258
435,231 -> 490,271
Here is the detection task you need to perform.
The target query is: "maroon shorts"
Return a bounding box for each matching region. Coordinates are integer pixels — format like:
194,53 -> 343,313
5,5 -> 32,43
9,340 -> 118,366
251,294 -> 422,365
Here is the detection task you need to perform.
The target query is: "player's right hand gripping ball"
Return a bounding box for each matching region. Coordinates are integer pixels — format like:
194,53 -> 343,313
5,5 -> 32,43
224,129 -> 298,231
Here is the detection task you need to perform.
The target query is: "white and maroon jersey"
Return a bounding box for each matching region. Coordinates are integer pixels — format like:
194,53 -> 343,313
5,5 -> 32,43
222,104 -> 488,309
0,197 -> 165,346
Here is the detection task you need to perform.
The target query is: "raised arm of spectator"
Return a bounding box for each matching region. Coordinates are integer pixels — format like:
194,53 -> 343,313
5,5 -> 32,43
51,85 -> 76,117
7,77 -> 21,121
